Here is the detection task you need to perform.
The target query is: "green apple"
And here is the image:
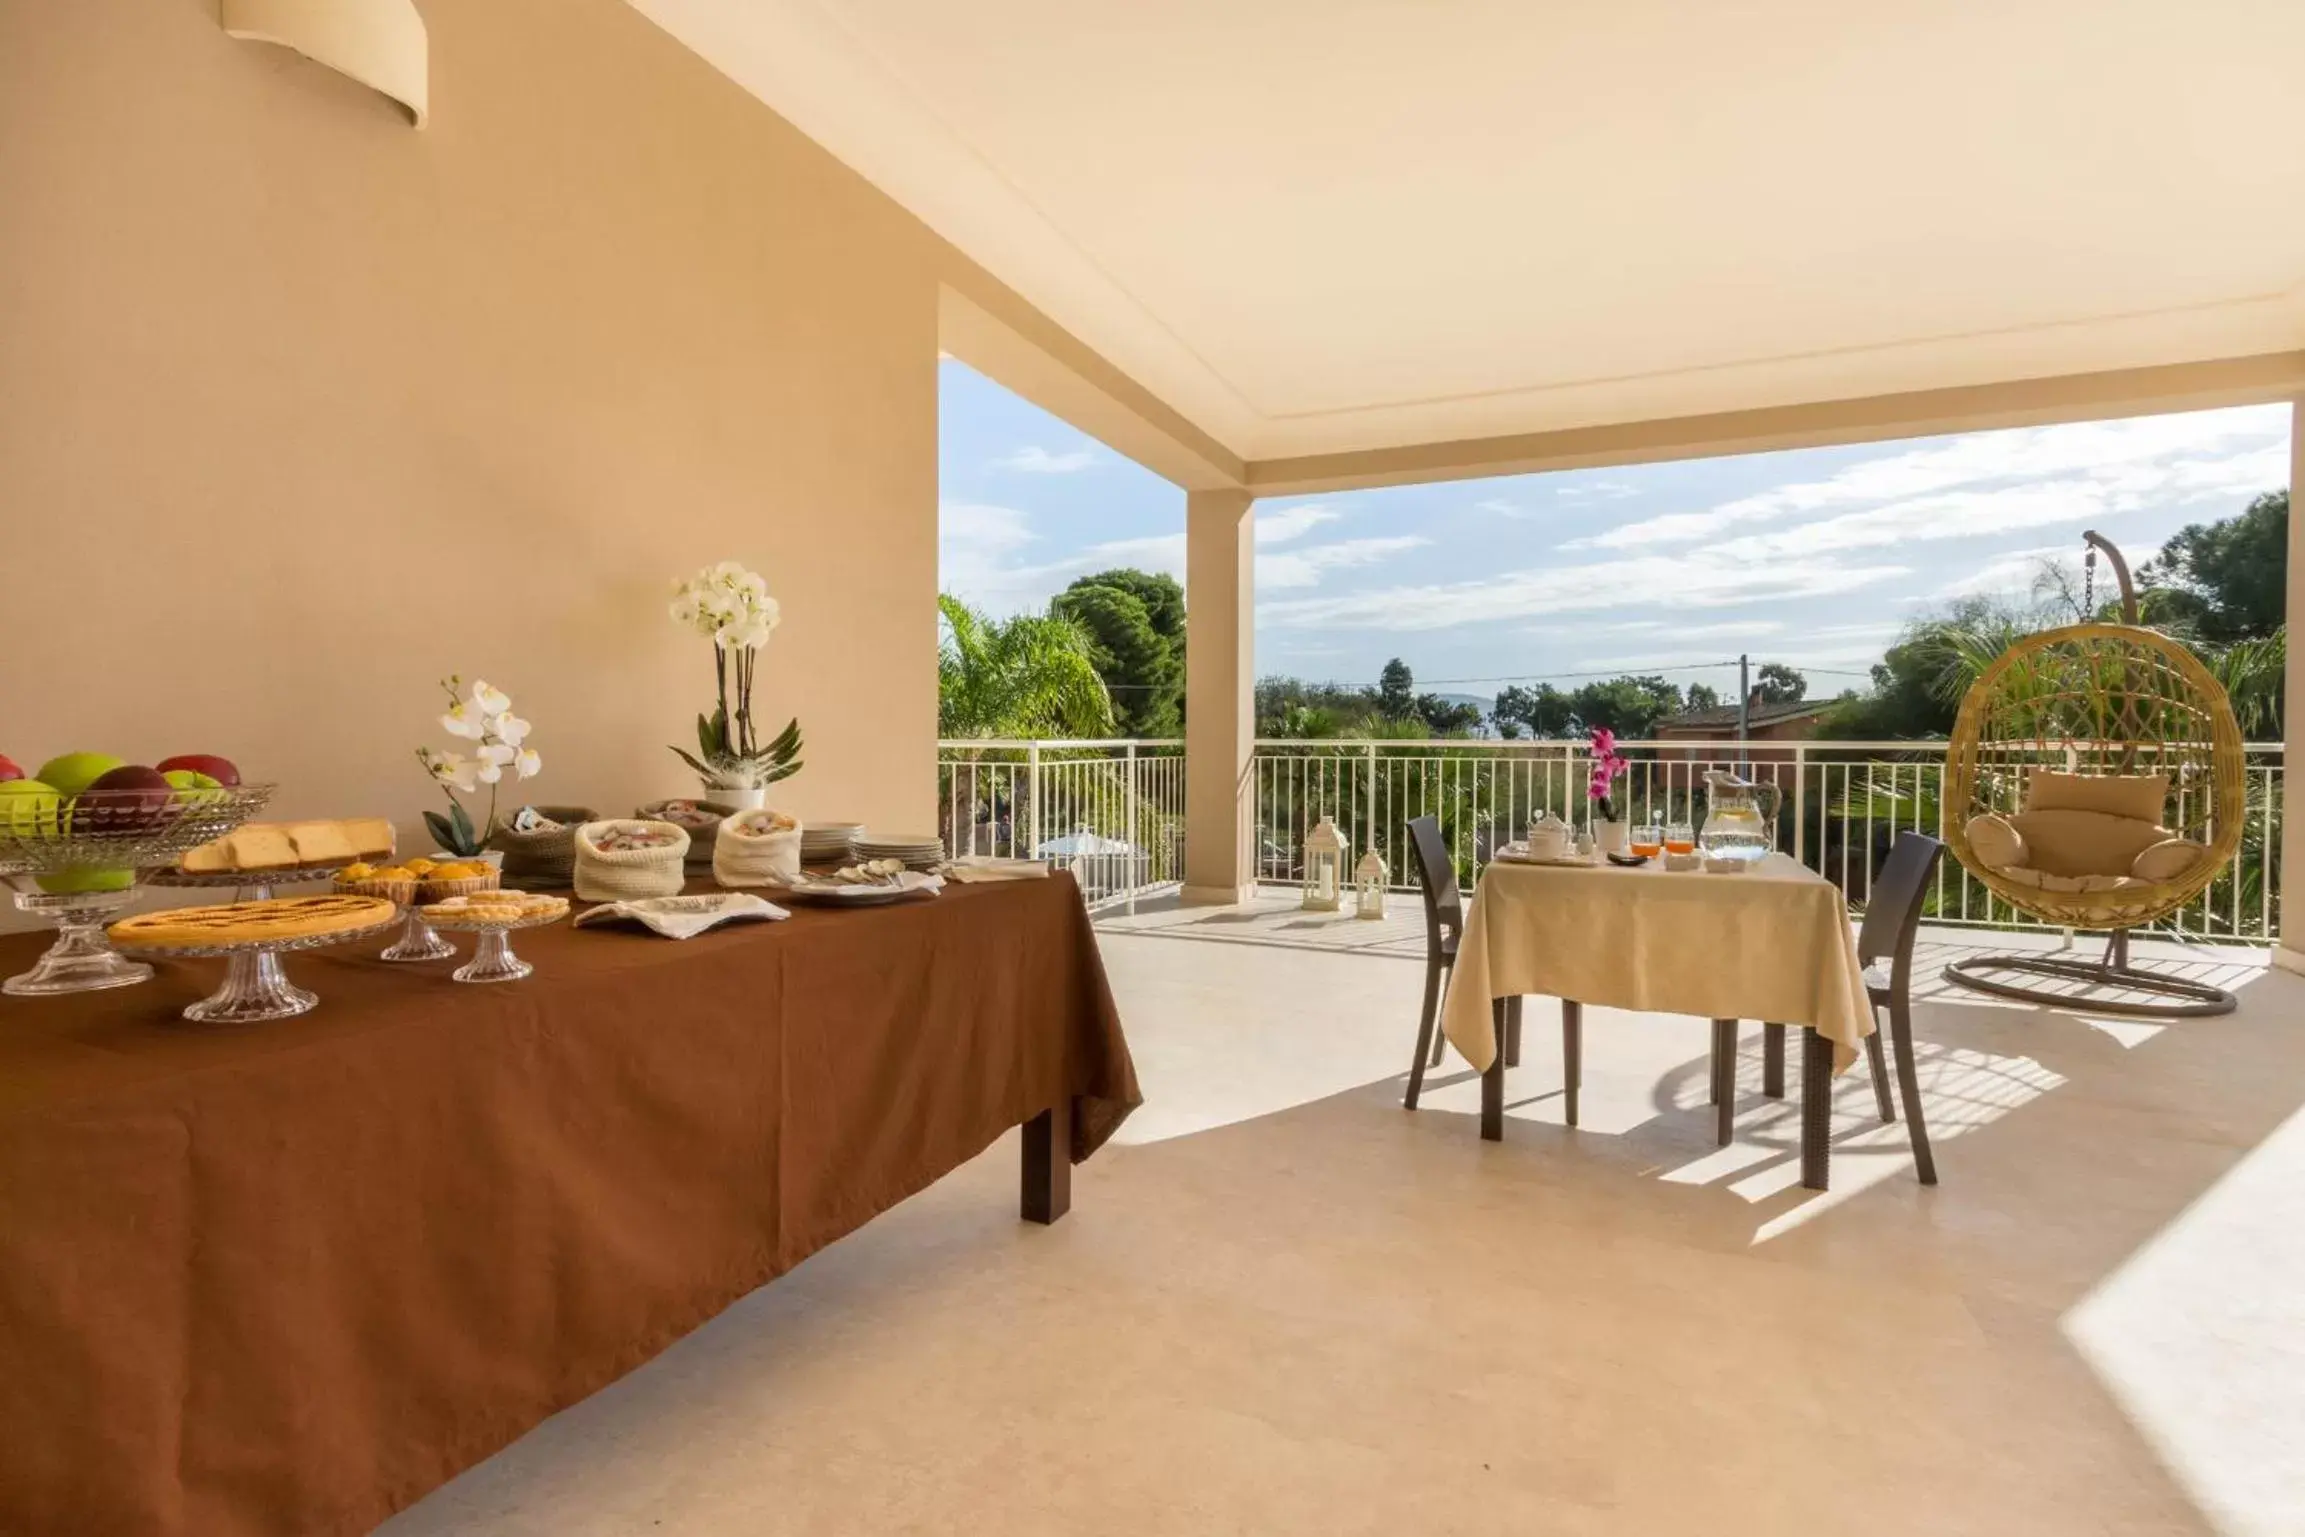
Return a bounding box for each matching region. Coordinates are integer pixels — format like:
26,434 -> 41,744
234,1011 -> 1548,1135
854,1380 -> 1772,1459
36,865 -> 135,895
0,779 -> 61,841
163,769 -> 226,807
37,752 -> 126,798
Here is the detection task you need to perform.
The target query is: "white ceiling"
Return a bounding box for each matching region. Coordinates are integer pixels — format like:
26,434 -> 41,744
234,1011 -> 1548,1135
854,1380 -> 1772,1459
631,0 -> 2305,461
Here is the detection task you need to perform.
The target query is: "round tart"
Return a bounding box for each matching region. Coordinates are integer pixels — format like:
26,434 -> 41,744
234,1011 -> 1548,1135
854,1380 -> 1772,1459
422,890 -> 568,925
110,894 -> 397,949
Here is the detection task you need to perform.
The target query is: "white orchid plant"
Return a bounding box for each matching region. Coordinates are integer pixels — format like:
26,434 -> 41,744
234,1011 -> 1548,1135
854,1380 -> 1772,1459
668,560 -> 804,791
416,675 -> 541,855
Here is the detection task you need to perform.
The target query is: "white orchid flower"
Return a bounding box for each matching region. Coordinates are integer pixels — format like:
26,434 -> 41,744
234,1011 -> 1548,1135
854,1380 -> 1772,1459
756,595 -> 781,630
476,741 -> 517,768
514,747 -> 542,779
426,750 -> 480,793
466,679 -> 513,717
475,758 -> 504,785
487,711 -> 530,748
670,594 -> 700,626
439,700 -> 487,741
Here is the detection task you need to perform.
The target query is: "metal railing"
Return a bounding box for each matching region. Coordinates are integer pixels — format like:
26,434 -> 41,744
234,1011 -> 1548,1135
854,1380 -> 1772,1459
1250,737 -> 2286,945
937,739 -> 1185,911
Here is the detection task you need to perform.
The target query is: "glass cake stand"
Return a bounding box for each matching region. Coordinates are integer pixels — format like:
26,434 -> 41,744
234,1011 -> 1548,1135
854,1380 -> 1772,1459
113,910 -> 402,1023
0,783 -> 275,996
146,865 -> 350,1012
380,907 -> 461,963
421,908 -> 564,984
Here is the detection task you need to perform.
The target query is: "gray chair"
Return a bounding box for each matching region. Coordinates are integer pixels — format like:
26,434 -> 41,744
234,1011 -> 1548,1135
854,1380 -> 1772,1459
1752,831 -> 1942,1179
1405,816 -> 1583,1118
1403,816 -> 1464,1109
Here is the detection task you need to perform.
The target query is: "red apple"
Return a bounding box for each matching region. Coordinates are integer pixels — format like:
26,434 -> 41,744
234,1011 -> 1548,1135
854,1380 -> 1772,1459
74,765 -> 175,836
156,754 -> 240,787
0,755 -> 22,783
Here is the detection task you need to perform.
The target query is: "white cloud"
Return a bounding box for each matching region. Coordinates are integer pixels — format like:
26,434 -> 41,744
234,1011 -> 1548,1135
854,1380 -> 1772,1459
1256,503 -> 1345,545
942,502 -> 1426,612
1260,536 -> 1429,591
1554,478 -> 1640,502
995,444 -> 1098,474
1568,405 -> 2288,553
1935,546 -> 2070,600
1475,498 -> 1524,516
1259,553 -> 1907,631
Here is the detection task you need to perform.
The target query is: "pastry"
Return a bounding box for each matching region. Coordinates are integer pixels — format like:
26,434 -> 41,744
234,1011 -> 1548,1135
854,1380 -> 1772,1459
417,859 -> 501,903
335,863 -> 417,905
422,890 -> 568,925
179,818 -> 395,873
110,894 -> 395,948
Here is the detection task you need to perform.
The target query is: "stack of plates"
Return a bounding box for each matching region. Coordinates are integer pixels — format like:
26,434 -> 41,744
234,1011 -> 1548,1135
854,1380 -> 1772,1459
854,831 -> 945,871
800,822 -> 863,865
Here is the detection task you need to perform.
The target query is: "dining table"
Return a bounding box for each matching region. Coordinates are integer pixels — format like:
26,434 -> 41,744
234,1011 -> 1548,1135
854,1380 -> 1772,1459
1440,850 -> 1875,1189
0,871 -> 1139,1537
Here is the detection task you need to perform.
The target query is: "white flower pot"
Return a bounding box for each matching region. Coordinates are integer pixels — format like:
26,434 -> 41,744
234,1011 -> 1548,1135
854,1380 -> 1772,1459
707,784 -> 768,812
1593,820 -> 1630,856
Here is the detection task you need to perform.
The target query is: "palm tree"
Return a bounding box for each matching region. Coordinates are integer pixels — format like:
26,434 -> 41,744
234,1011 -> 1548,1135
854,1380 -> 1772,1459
937,594 -> 1115,739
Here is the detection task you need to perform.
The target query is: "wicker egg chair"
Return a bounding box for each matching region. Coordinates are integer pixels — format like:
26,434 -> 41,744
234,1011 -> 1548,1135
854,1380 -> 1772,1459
1941,532 -> 2246,1017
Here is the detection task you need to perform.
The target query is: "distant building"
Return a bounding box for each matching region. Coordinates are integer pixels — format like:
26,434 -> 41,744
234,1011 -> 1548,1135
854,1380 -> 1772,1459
1652,696 -> 1832,745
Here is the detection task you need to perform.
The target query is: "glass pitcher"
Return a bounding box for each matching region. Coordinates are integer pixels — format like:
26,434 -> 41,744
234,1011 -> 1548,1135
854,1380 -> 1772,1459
1699,769 -> 1780,862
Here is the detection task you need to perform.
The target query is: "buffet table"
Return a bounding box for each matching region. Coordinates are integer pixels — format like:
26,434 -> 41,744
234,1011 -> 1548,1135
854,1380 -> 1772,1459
0,874 -> 1138,1537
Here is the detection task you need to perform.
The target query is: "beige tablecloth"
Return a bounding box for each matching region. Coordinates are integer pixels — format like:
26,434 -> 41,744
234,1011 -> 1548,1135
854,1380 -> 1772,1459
1441,853 -> 1874,1074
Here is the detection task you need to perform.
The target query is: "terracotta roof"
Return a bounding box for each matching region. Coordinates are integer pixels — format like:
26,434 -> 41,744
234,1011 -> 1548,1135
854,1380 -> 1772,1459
1657,698 -> 1831,731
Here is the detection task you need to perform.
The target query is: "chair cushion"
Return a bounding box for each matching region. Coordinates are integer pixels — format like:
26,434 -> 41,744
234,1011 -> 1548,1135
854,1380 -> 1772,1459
2006,808 -> 2172,878
2130,837 -> 2210,884
1993,865 -> 2144,894
2027,769 -> 2167,823
1964,812 -> 2028,872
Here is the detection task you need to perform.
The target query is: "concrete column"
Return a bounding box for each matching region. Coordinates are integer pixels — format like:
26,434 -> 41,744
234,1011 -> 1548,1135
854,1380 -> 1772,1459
1183,488 -> 1256,904
2280,400 -> 2304,973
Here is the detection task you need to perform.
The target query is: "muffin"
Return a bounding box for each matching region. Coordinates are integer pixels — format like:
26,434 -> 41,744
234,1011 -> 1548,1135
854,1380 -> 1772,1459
417,859 -> 502,904
335,862 -> 418,906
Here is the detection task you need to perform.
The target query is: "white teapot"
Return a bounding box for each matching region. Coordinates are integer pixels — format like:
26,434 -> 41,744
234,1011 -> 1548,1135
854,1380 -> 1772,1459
1522,812 -> 1570,861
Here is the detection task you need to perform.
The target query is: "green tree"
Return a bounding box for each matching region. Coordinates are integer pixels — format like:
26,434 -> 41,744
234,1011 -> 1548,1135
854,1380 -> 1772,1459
1376,658 -> 1417,720
1491,682 -> 1575,737
1753,662 -> 1807,704
1051,569 -> 1186,735
1569,675 -> 1685,737
1685,682 -> 1723,712
937,595 -> 1115,738
1258,677 -> 1382,737
2139,490 -> 2288,643
1415,694 -> 1484,735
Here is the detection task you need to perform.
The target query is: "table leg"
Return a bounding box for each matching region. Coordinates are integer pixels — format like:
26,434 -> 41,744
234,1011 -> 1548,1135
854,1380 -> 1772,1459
1021,1096 -> 1072,1224
1801,1026 -> 1833,1191
1763,1022 -> 1786,1099
1481,999 -> 1506,1142
1712,1018 -> 1736,1147
1561,999 -> 1582,1129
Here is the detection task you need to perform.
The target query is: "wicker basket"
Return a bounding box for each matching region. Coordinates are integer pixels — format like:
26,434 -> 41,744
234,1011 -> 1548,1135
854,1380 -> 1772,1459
635,799 -> 736,867
573,820 -> 691,902
487,805 -> 600,885
712,811 -> 802,889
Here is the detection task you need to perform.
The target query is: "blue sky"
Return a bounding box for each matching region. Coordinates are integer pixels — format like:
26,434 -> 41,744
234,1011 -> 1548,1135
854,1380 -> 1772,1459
940,360 -> 2291,701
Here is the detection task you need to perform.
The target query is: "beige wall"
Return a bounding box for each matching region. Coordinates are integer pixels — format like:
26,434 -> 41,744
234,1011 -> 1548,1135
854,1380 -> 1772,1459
0,0 -> 952,886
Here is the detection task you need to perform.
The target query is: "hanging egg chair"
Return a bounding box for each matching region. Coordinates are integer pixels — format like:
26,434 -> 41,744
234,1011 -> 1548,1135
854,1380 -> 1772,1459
1941,531 -> 2246,1017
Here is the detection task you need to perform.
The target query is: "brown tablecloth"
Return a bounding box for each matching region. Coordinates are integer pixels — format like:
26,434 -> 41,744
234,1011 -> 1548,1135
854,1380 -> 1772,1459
0,875 -> 1137,1536
1441,853 -> 1874,1073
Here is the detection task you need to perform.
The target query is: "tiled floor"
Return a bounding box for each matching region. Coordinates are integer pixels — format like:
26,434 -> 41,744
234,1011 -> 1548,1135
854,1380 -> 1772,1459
384,896 -> 2305,1535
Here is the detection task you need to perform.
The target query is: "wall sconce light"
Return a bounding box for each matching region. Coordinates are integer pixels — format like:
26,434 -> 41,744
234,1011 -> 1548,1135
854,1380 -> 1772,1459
221,0 -> 429,128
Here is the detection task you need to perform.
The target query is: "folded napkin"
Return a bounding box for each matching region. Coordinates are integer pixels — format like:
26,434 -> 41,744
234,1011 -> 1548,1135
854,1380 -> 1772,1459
940,857 -> 1051,883
571,891 -> 787,939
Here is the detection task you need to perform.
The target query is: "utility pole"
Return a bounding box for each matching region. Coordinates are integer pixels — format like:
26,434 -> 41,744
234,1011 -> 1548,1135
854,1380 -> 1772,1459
1737,653 -> 1751,772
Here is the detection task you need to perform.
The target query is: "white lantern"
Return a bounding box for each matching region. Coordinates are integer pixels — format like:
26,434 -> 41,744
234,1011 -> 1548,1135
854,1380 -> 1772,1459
1354,849 -> 1388,920
1301,814 -> 1348,912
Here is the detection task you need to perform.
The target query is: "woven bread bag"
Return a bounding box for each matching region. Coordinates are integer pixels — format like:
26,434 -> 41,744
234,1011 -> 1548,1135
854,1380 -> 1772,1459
635,799 -> 732,867
487,805 -> 599,884
573,820 -> 691,901
712,810 -> 803,889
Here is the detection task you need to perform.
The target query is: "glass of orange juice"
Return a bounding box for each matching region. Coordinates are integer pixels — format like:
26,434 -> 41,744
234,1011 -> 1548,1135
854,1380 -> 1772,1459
1663,821 -> 1696,855
1630,823 -> 1663,859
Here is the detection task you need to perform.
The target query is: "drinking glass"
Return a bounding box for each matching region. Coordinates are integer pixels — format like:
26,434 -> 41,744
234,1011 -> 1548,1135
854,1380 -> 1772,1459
1663,820 -> 1696,855
1630,823 -> 1663,859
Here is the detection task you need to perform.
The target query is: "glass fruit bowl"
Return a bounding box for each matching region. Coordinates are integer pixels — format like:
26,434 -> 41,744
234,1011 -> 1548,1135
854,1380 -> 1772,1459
0,783 -> 275,995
